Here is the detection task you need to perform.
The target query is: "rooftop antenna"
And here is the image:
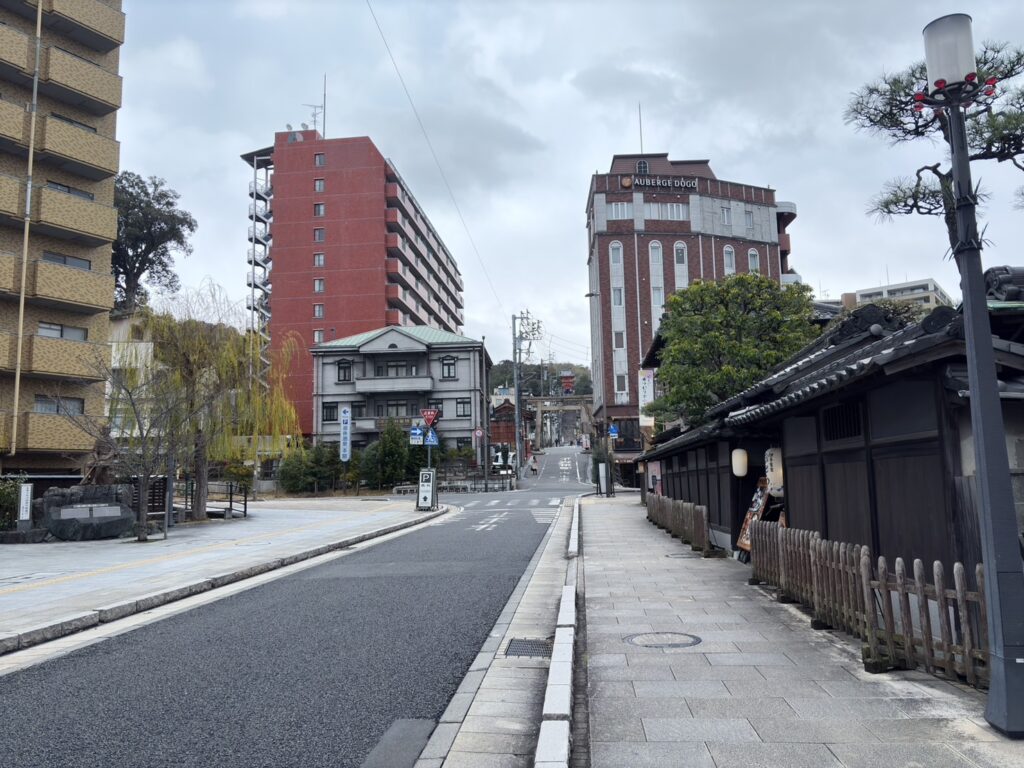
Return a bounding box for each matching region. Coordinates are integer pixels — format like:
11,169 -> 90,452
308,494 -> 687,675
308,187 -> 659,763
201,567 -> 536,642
638,102 -> 644,153
322,73 -> 327,138
285,123 -> 293,131
302,101 -> 324,133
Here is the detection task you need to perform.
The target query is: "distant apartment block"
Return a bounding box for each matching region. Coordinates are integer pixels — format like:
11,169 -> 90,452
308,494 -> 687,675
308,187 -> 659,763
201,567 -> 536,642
849,278 -> 954,310
242,132 -> 465,435
0,0 -> 124,475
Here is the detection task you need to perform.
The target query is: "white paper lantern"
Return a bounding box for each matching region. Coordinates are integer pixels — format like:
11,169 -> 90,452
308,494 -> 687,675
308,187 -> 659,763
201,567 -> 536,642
731,448 -> 748,477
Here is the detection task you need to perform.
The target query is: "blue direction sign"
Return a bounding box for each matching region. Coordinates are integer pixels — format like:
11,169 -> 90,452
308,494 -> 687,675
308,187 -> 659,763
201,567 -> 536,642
608,424 -> 619,439
339,406 -> 352,461
409,425 -> 424,446
424,428 -> 439,447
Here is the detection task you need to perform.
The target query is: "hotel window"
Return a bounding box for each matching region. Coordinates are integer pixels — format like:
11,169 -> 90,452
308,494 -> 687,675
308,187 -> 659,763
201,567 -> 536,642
314,152 -> 325,167
313,203 -> 325,217
441,356 -> 457,379
428,398 -> 444,416
636,159 -> 649,175
313,278 -> 325,293
745,210 -> 754,229
336,359 -> 352,382
313,303 -> 324,318
386,400 -> 406,417
314,178 -> 325,192
322,402 -> 338,422
313,228 -> 325,242
313,252 -> 324,267
724,246 -> 736,275
607,201 -> 632,220
615,374 -> 627,392
609,241 -> 622,265
42,251 -> 91,271
652,286 -> 664,316
351,402 -> 365,418
46,180 -> 93,201
643,202 -> 689,221
721,206 -> 732,226
612,287 -> 623,306
748,249 -> 760,274
649,240 -> 662,269
35,395 -> 84,415
613,331 -> 625,349
313,329 -> 324,343
456,398 -> 471,417
39,321 -> 87,341
674,242 -> 688,289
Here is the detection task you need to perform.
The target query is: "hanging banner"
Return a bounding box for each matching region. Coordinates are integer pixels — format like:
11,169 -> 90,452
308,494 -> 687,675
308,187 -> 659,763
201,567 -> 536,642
339,406 -> 352,462
638,369 -> 655,428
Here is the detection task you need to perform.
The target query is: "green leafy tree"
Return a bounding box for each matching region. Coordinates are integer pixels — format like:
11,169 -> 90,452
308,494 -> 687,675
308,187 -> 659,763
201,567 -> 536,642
651,275 -> 818,425
378,419 -> 409,487
360,442 -> 381,489
113,172 -> 198,311
278,450 -> 311,494
308,443 -> 342,491
845,42 -> 1024,249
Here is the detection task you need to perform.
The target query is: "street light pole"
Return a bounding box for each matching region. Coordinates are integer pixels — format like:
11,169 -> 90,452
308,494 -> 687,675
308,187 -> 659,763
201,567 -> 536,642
921,14 -> 1024,735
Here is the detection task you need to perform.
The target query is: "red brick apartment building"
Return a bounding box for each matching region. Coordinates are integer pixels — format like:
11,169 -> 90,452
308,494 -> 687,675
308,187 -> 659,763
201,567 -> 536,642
586,154 -> 798,473
242,132 -> 465,434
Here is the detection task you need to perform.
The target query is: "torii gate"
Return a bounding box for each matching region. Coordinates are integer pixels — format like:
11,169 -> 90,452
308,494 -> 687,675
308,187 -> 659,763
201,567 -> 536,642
525,395 -> 593,447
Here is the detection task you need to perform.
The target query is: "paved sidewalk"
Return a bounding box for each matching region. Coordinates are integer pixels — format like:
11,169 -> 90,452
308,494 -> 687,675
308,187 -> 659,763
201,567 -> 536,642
581,496 -> 1024,768
0,498 -> 436,648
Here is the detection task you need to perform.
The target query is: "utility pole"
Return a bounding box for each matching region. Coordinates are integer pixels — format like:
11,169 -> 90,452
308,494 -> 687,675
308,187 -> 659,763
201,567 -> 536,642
512,310 -> 542,477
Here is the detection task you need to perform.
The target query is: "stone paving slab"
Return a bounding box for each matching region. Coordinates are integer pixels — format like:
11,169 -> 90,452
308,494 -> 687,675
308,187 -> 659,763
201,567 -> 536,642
0,499 -> 439,648
581,496 -> 1023,767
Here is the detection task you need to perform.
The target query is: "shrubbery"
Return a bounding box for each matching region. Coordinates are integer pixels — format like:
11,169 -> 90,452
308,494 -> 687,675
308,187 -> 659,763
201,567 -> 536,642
0,476 -> 24,531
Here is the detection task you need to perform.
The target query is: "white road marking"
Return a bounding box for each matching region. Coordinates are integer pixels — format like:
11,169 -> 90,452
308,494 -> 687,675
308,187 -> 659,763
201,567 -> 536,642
486,500 -> 500,507
471,511 -> 509,531
529,499 -> 539,506
464,501 -> 480,507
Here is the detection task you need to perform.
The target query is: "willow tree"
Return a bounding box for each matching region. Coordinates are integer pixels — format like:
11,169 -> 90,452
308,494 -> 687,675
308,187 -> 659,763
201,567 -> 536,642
845,42 -> 1024,249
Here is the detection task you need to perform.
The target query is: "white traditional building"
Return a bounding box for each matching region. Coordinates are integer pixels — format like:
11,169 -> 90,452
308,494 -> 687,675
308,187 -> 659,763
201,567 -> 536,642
311,326 -> 491,458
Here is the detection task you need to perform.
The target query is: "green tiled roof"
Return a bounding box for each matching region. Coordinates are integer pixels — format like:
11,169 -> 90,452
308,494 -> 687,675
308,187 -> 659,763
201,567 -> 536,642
317,325 -> 478,348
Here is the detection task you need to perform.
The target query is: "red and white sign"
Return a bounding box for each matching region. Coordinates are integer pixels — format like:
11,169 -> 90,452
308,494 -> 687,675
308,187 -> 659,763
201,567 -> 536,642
421,408 -> 439,426
474,428 -> 483,438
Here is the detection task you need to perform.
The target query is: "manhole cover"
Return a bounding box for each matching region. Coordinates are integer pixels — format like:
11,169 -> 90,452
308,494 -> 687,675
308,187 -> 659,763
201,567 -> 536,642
505,637 -> 553,657
624,632 -> 702,648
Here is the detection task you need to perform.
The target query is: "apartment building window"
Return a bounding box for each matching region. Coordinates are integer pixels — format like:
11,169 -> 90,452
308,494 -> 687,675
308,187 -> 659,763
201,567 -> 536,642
351,402 -> 365,418
322,402 -> 339,422
614,331 -> 625,349
313,253 -> 324,267
314,178 -> 325,192
386,400 -> 407,417
721,206 -> 732,226
428,398 -> 444,416
336,359 -> 352,382
313,303 -> 324,318
313,228 -> 325,242
612,287 -> 623,306
643,202 -> 689,221
42,251 -> 90,271
607,202 -> 633,220
51,112 -> 96,133
313,278 -> 325,293
35,395 -> 84,415
313,329 -> 324,343
46,180 -> 93,201
615,375 -> 627,393
313,203 -> 325,217
745,210 -> 754,229
636,159 -> 649,175
723,246 -> 736,275
748,249 -> 760,274
314,153 -> 325,167
441,356 -> 457,379
456,398 -> 471,417
39,321 -> 87,341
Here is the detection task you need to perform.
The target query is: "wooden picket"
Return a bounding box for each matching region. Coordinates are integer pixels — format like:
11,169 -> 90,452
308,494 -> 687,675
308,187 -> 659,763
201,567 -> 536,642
747,520 -> 990,689
645,495 -> 715,557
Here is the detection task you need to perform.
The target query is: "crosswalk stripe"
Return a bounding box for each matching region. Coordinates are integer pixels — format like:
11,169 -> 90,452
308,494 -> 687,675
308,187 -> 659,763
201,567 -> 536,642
529,499 -> 539,506
548,498 -> 561,506
486,500 -> 500,507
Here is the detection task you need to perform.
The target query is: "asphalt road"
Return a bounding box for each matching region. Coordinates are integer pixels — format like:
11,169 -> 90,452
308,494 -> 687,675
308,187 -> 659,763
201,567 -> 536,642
0,447 -> 591,768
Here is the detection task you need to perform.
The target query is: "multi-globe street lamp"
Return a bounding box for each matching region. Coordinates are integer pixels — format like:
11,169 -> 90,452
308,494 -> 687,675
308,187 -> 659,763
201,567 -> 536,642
920,13 -> 1024,736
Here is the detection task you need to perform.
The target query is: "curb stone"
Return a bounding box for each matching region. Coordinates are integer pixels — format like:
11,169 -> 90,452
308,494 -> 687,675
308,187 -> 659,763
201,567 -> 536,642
4,507 -> 448,656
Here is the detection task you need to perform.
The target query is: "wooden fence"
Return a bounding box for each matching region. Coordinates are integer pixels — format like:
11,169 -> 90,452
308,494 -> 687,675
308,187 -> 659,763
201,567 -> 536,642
645,495 -> 714,557
749,519 -> 989,688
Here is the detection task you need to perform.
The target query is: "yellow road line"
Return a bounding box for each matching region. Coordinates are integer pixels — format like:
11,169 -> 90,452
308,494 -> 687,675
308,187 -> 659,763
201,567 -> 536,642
0,502 -> 403,597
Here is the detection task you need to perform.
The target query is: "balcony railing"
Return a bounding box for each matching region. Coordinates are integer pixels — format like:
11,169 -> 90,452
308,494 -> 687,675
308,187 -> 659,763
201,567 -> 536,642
0,23 -> 31,80
0,0 -> 124,53
38,114 -> 119,179
34,185 -> 117,246
41,46 -> 122,115
353,375 -> 433,394
0,96 -> 26,146
32,258 -> 113,311
0,171 -> 23,221
25,334 -> 107,380
15,411 -> 94,452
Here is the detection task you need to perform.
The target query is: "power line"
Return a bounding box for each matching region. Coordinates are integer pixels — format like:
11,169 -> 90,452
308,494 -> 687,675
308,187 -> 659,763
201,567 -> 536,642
544,332 -> 590,351
365,0 -> 506,325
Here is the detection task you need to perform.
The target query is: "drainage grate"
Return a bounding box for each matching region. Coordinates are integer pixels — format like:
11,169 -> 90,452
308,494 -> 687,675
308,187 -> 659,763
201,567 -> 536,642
505,637 -> 553,657
624,632 -> 702,648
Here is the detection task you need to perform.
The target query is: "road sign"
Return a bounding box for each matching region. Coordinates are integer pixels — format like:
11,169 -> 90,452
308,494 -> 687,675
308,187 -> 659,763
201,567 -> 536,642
409,425 -> 424,446
608,424 -> 619,438
339,406 -> 352,462
425,428 -> 439,447
421,408 -> 439,427
474,428 -> 483,438
417,469 -> 437,511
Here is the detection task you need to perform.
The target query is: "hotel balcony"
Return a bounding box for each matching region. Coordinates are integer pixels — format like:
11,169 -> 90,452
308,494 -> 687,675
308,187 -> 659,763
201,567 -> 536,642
385,258 -> 414,291
0,23 -> 31,83
385,183 -> 412,218
0,172 -> 23,224
14,411 -> 94,452
26,334 -> 106,380
0,97 -> 27,150
353,375 -> 434,395
32,258 -> 114,311
34,185 -> 118,246
38,115 -> 119,179
384,308 -> 402,326
0,0 -> 124,53
40,46 -> 122,116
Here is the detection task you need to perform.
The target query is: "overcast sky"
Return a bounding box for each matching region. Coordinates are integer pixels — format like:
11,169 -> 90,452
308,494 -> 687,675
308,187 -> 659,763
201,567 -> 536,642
119,0 -> 1024,365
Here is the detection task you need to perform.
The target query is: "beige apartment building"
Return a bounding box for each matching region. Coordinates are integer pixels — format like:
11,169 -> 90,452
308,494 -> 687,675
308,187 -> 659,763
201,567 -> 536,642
0,0 -> 123,476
